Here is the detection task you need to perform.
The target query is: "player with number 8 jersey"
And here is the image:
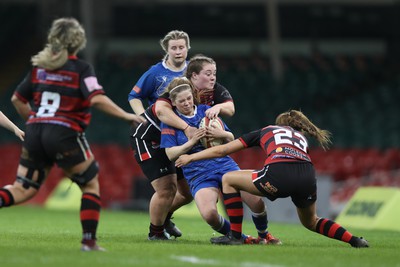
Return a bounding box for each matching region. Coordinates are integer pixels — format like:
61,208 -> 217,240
14,58 -> 104,131
3,17 -> 144,252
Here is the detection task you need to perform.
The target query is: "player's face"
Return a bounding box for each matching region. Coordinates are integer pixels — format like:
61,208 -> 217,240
172,89 -> 194,116
167,39 -> 188,68
191,63 -> 216,91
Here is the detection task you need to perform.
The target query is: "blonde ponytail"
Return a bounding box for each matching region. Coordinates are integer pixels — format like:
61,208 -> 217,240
31,17 -> 86,70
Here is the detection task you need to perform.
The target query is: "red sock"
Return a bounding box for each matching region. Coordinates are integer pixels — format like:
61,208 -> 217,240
80,193 -> 101,244
0,188 -> 14,207
223,192 -> 243,239
316,218 -> 355,244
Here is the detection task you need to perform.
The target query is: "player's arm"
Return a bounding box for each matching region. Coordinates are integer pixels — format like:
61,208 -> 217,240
165,128 -> 206,161
221,130 -> 234,143
206,101 -> 235,119
129,98 -> 145,116
11,94 -> 31,121
175,139 -> 244,167
0,111 -> 25,141
91,94 -> 145,124
156,99 -> 196,137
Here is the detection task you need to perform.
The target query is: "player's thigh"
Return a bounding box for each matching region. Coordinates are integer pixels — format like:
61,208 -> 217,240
223,170 -> 260,194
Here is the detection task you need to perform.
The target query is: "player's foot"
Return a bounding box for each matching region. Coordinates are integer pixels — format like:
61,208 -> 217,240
242,234 -> 258,244
351,237 -> 369,248
165,219 -> 182,238
148,230 -> 172,241
210,232 -> 243,245
81,243 -> 106,252
256,233 -> 282,245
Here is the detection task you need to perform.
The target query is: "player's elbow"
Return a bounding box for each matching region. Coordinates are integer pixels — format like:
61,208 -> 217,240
11,94 -> 20,105
155,101 -> 171,118
221,104 -> 235,117
227,106 -> 235,116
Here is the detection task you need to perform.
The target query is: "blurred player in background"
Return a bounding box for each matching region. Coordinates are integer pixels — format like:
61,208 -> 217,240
161,78 -> 281,244
176,110 -> 369,248
0,17 -> 144,251
128,30 -> 192,239
0,111 -> 24,141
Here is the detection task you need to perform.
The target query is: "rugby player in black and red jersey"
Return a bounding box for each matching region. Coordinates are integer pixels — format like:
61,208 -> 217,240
0,17 -> 144,251
176,110 -> 369,248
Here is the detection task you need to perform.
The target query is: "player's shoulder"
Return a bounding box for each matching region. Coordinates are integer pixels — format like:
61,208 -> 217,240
142,61 -> 164,74
66,57 -> 91,71
197,104 -> 210,114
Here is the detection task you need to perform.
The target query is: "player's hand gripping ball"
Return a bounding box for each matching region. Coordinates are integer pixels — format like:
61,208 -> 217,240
199,117 -> 224,148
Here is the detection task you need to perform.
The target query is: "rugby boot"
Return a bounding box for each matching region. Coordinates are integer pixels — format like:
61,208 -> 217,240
148,230 -> 172,241
256,233 -> 282,245
165,219 -> 182,238
81,240 -> 106,252
210,232 -> 244,245
351,237 -> 369,248
242,234 -> 258,244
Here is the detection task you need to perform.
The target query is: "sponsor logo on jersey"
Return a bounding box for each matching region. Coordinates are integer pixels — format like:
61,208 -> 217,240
259,181 -> 278,195
33,68 -> 79,88
37,69 -> 74,82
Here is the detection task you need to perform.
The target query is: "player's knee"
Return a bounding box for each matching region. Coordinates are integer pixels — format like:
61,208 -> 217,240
181,194 -> 193,205
202,209 -> 219,225
16,167 -> 45,190
71,161 -> 99,186
300,217 -> 318,231
157,187 -> 176,201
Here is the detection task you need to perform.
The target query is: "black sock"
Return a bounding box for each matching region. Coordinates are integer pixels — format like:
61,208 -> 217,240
149,223 -> 164,236
164,212 -> 173,226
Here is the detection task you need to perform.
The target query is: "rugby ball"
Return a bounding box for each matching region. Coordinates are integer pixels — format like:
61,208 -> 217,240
199,117 -> 224,148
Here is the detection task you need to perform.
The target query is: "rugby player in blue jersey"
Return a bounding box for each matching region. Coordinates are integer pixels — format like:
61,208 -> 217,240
160,78 -> 281,244
128,30 -> 192,239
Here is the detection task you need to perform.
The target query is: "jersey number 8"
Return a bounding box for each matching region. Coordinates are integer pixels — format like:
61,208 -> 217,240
36,91 -> 61,117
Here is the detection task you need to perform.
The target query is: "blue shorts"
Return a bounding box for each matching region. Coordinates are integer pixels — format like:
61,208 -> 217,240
189,167 -> 240,196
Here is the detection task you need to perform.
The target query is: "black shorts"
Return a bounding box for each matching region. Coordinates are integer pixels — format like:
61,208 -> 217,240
130,136 -> 183,182
21,123 -> 91,170
252,161 -> 317,208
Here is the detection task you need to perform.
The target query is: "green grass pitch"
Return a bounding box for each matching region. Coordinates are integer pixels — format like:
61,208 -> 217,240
0,205 -> 399,267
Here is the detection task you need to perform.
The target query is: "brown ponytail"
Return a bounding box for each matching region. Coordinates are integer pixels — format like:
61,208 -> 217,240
276,110 -> 332,150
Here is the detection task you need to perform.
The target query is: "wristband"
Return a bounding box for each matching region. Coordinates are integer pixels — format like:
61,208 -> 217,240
183,124 -> 189,131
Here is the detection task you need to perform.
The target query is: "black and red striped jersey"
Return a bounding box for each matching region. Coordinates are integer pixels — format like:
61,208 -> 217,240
239,125 -> 311,165
14,55 -> 105,132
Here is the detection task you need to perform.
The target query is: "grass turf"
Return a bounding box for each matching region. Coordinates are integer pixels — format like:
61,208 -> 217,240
0,206 -> 399,267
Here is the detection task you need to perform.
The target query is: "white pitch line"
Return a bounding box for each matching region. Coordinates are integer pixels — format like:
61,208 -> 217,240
171,255 -> 284,267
